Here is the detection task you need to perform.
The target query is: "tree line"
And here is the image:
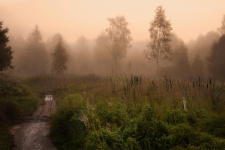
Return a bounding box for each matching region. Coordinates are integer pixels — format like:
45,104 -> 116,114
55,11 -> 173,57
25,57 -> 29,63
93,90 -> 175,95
1,6 -> 225,81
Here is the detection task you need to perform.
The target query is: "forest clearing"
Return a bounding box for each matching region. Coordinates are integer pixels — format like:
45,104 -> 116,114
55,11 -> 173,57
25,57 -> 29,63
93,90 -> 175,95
1,1 -> 225,149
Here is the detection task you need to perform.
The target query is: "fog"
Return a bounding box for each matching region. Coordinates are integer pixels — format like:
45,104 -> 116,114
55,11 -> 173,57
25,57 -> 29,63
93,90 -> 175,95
1,0 -> 225,79
1,0 -> 225,42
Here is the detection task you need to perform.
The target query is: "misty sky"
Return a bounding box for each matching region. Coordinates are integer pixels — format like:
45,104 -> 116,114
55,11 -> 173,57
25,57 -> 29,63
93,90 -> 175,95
0,0 -> 225,43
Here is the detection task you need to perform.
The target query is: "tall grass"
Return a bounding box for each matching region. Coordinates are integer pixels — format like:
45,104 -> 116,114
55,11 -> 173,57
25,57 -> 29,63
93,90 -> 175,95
48,74 -> 225,149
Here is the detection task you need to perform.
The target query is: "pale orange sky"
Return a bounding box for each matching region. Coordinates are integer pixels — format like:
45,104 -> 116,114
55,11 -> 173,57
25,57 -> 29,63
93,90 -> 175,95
0,0 -> 224,43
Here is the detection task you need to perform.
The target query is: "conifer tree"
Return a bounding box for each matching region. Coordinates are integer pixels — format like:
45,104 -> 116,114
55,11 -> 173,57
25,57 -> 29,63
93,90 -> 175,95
52,36 -> 68,75
0,22 -> 13,72
21,26 -> 49,74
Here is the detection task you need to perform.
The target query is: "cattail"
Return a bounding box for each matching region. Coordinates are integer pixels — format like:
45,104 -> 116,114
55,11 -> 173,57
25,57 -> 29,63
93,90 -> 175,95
169,78 -> 172,89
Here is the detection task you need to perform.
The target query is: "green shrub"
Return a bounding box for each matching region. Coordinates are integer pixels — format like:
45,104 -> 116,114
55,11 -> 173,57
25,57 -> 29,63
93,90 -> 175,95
95,99 -> 129,127
170,145 -> 185,150
68,112 -> 88,148
165,110 -> 187,125
124,137 -> 141,150
169,124 -> 196,148
0,79 -> 39,149
50,108 -> 75,149
0,81 -> 39,124
122,118 -> 138,140
85,128 -> 122,150
0,127 -> 13,150
61,93 -> 85,108
0,100 -> 21,124
50,93 -> 87,149
136,105 -> 169,149
201,114 -> 225,138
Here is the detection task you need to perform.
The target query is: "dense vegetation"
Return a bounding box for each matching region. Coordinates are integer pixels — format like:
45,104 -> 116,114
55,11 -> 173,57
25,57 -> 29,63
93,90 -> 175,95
48,75 -> 225,149
1,3 -> 225,150
0,76 -> 39,150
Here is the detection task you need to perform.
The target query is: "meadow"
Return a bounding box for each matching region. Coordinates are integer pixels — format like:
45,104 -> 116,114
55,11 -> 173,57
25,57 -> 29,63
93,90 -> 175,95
1,74 -> 224,149
43,74 -> 225,150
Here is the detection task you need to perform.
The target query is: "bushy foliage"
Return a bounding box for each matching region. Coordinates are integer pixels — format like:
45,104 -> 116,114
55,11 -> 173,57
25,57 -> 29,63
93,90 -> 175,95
136,106 -> 169,149
49,75 -> 225,149
95,99 -> 129,127
0,21 -> 13,72
50,93 -> 87,149
165,110 -> 187,125
0,78 -> 39,149
208,34 -> 225,81
0,79 -> 39,123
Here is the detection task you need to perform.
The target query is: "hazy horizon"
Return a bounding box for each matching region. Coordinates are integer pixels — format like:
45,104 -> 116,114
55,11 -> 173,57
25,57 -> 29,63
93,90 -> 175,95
1,0 -> 225,43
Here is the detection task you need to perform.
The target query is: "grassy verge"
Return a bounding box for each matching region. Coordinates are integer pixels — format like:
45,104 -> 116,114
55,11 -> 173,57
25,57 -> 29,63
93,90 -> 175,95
49,75 -> 225,149
0,77 -> 39,150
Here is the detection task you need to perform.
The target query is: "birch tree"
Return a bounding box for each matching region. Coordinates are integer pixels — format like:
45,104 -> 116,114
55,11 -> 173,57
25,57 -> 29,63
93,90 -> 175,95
144,6 -> 172,75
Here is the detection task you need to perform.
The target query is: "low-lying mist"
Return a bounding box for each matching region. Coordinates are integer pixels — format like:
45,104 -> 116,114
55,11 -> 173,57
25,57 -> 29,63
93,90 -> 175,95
7,25 -> 222,80
5,11 -> 225,82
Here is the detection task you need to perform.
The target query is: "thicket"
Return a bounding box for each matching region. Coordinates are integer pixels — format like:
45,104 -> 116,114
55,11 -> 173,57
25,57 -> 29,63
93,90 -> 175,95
49,75 -> 225,149
0,76 -> 39,150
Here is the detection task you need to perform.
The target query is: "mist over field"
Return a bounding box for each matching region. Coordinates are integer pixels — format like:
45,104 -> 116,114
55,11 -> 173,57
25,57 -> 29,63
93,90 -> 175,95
1,1 -> 225,149
0,0 -> 224,80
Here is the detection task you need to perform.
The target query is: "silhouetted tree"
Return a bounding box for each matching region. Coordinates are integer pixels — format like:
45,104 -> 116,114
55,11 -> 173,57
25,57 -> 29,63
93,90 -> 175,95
106,16 -> 132,67
208,34 -> 225,81
10,36 -> 26,73
191,54 -> 204,78
52,36 -> 68,75
172,42 -> 190,78
188,31 -> 219,63
218,14 -> 225,35
75,36 -> 90,73
20,26 -> 49,74
0,21 -> 13,72
94,33 -> 111,64
46,33 -> 63,53
161,38 -> 190,78
144,6 -> 173,75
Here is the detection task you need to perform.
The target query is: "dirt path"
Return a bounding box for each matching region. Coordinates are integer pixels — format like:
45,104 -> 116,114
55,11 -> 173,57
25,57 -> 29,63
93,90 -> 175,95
11,98 -> 57,150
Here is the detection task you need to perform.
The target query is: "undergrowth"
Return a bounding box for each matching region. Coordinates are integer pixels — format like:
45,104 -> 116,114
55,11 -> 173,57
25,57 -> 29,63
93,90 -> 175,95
0,77 -> 39,150
48,75 -> 225,150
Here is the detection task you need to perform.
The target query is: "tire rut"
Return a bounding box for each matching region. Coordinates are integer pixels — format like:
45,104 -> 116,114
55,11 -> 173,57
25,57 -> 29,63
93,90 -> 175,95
11,97 -> 57,150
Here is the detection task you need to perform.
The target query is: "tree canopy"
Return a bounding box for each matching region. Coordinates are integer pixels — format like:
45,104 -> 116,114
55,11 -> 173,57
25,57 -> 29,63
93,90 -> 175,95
192,54 -> 204,78
144,6 -> 172,75
218,14 -> 225,35
106,16 -> 132,66
0,22 -> 13,72
171,42 -> 190,78
20,26 -> 49,74
208,34 -> 225,81
52,36 -> 68,75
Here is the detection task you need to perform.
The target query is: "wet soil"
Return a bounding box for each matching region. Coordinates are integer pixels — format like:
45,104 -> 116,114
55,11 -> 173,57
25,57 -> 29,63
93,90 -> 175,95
11,99 -> 57,150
